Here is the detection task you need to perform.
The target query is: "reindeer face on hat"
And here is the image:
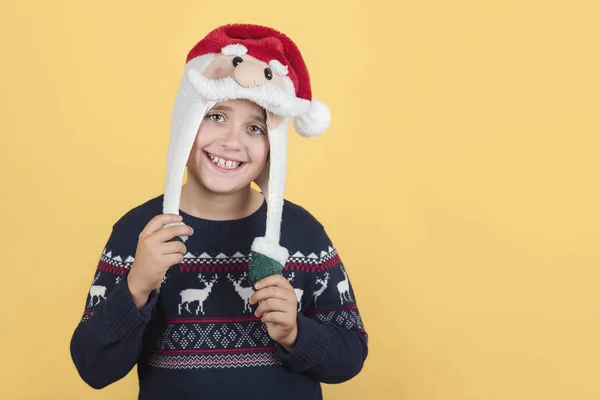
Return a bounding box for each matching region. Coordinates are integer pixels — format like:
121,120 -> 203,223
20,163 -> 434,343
162,24 -> 331,285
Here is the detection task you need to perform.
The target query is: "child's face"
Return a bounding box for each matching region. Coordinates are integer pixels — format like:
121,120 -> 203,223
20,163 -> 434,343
186,99 -> 270,195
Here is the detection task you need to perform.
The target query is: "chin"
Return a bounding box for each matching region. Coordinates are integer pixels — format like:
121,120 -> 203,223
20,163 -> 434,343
204,183 -> 245,195
197,174 -> 252,195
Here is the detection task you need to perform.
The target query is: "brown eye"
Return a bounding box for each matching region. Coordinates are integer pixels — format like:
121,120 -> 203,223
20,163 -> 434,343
249,125 -> 265,135
208,114 -> 224,122
233,56 -> 243,67
264,68 -> 273,80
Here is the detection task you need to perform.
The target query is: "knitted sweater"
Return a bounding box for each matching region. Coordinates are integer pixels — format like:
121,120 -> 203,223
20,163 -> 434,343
70,194 -> 368,399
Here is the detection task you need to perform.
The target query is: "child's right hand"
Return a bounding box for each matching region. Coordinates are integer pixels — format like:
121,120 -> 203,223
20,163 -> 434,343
127,214 -> 193,309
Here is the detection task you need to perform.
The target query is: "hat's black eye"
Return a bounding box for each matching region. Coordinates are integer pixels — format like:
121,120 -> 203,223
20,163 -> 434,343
264,68 -> 273,80
232,56 -> 243,67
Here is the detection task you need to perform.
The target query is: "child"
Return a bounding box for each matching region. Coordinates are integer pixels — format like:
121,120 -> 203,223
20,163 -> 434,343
70,24 -> 368,400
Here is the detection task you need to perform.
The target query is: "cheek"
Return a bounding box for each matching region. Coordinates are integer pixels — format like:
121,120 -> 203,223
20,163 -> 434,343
193,124 -> 215,148
186,144 -> 200,165
187,132 -> 208,163
249,138 -> 270,165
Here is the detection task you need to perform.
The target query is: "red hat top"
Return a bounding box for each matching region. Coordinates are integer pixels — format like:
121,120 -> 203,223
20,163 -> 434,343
186,24 -> 312,101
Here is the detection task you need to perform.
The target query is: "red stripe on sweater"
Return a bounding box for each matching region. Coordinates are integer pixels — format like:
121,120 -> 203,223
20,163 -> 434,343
305,304 -> 359,314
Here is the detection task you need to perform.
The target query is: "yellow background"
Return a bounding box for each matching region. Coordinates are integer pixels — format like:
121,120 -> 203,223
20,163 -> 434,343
1,0 -> 599,399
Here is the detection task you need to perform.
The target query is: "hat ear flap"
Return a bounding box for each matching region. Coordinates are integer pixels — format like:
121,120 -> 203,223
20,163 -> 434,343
293,99 -> 331,138
254,157 -> 270,201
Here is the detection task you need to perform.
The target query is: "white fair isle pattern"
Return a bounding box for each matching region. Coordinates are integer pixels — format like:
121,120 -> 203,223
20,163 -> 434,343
313,272 -> 330,307
178,245 -> 340,271
227,272 -> 255,313
97,244 -> 339,273
285,245 -> 340,273
160,324 -> 217,350
85,239 -> 367,370
88,272 -> 107,307
99,244 -> 340,269
178,274 -> 219,315
311,309 -> 365,332
100,248 -> 135,272
286,272 -> 304,312
147,351 -> 282,369
85,244 -> 341,316
337,266 -> 352,305
156,321 -> 273,351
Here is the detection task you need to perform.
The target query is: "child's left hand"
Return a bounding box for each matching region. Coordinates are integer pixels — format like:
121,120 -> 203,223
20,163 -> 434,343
250,275 -> 298,351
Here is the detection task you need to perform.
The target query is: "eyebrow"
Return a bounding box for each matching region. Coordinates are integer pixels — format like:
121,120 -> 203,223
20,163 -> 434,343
212,105 -> 267,124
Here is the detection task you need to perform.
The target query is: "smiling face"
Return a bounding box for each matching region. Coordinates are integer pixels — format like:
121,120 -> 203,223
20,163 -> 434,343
185,99 -> 270,195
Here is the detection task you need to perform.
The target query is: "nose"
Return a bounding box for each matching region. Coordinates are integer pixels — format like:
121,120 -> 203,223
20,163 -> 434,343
218,125 -> 243,150
233,59 -> 270,88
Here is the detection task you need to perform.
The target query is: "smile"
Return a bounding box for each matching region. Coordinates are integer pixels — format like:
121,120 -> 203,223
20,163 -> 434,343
205,152 -> 244,170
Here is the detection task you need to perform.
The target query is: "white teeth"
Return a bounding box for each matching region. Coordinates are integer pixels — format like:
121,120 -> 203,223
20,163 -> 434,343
208,153 -> 242,170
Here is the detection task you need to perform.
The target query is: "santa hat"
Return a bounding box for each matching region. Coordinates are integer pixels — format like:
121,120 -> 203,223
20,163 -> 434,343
162,24 -> 331,285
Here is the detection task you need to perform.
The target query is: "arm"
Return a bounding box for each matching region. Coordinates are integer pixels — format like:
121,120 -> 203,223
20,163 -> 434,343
277,229 -> 369,383
69,225 -> 158,389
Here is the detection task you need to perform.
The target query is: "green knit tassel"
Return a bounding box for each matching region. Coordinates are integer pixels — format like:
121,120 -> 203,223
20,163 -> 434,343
248,251 -> 284,286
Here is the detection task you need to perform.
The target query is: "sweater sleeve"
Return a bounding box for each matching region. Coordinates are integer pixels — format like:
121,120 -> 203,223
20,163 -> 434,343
69,223 -> 158,389
276,226 -> 368,383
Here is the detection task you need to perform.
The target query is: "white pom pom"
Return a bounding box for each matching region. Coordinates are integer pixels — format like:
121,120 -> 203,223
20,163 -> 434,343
293,99 -> 331,137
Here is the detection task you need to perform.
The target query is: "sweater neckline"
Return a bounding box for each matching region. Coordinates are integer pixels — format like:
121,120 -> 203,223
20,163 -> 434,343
178,198 -> 267,231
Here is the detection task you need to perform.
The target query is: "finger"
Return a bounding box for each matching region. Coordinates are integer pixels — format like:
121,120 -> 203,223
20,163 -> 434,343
152,224 -> 194,244
163,253 -> 185,269
255,299 -> 290,318
260,311 -> 287,324
159,240 -> 187,255
139,214 -> 183,239
254,274 -> 293,290
250,286 -> 294,305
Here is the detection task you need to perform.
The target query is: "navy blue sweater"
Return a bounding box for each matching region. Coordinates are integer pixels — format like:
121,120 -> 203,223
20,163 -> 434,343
70,194 -> 368,399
